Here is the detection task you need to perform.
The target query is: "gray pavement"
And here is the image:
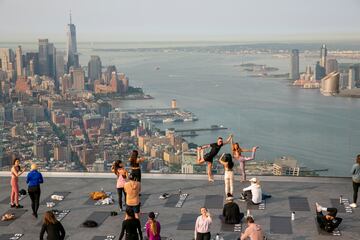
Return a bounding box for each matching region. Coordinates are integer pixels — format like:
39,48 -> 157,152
0,175 -> 359,240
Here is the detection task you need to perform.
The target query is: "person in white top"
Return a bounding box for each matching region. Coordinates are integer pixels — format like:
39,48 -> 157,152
194,207 -> 212,240
240,178 -> 262,205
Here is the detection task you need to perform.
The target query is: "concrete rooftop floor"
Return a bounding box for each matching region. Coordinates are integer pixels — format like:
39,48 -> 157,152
0,174 -> 359,240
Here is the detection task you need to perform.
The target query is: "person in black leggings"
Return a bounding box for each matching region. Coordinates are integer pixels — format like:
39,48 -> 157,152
350,154 -> 360,208
26,163 -> 43,218
119,207 -> 143,240
129,150 -> 145,182
40,211 -> 66,240
315,202 -> 342,232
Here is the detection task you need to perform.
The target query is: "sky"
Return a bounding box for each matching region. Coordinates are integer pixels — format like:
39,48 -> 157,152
1,0 -> 360,42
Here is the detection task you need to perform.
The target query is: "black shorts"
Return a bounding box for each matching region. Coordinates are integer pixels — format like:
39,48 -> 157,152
204,153 -> 214,163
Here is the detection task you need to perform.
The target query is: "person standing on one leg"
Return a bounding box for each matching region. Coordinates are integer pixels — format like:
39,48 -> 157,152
26,163 -> 43,218
129,150 -> 145,182
10,158 -> 25,208
350,154 -> 360,208
197,135 -> 233,182
232,143 -> 258,182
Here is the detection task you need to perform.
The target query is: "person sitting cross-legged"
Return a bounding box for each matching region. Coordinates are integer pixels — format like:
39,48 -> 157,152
240,178 -> 262,205
222,193 -> 243,224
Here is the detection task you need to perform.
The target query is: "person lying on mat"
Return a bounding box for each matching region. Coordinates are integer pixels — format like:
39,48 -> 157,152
240,216 -> 264,240
223,193 -> 243,224
315,202 -> 342,232
240,178 -> 262,205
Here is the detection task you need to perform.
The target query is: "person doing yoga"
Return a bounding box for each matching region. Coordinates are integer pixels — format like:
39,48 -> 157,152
129,150 -> 145,182
315,202 -> 342,233
232,143 -> 258,182
197,134 -> 233,182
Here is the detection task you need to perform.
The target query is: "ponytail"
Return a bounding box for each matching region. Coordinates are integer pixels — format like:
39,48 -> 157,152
150,219 -> 157,235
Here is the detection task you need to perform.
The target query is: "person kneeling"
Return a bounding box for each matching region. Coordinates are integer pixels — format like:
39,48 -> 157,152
223,194 -> 243,224
315,202 -> 342,232
240,178 -> 262,205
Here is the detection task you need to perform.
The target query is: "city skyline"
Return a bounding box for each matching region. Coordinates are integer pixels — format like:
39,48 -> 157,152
1,0 -> 360,42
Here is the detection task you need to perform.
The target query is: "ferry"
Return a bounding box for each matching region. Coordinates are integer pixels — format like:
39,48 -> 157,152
163,118 -> 175,123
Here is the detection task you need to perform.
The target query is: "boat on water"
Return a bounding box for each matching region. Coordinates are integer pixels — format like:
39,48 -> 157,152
163,118 -> 175,123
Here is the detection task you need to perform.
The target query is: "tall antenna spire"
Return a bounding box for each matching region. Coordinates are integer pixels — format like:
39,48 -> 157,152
69,10 -> 72,24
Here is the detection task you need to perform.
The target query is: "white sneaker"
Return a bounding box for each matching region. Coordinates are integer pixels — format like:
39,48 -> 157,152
349,203 -> 357,208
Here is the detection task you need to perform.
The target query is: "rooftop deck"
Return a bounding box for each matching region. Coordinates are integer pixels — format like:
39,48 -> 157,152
0,173 -> 359,240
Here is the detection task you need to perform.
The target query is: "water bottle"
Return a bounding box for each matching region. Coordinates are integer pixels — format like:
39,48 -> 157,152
291,212 -> 295,221
215,233 -> 220,240
246,209 -> 251,217
339,195 -> 342,204
101,187 -> 104,192
178,188 -> 182,195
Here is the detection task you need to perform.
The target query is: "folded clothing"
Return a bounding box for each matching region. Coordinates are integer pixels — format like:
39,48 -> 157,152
51,195 -> 64,201
1,213 -> 15,221
90,191 -> 108,200
95,197 -> 114,205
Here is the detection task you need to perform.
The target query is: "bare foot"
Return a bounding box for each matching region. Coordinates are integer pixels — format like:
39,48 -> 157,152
315,202 -> 322,212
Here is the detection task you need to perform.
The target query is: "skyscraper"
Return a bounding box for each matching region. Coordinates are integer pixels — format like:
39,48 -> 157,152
25,52 -> 39,76
290,49 -> 299,80
56,52 -> 66,81
326,59 -> 338,75
320,44 -> 327,69
88,56 -> 102,83
348,66 -> 356,90
314,61 -> 325,80
38,39 -> 50,76
48,43 -> 56,79
72,68 -> 85,90
66,12 -> 79,72
15,46 -> 23,77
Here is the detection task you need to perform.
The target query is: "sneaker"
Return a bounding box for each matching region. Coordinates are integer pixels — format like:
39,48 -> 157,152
10,204 -> 15,208
349,203 -> 357,208
15,205 -> 23,209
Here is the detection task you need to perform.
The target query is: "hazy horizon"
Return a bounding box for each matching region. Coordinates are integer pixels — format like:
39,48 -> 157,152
1,0 -> 359,42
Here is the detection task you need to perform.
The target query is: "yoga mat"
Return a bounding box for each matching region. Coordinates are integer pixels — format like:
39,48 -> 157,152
82,211 -> 110,227
177,213 -> 198,230
0,209 -> 27,226
37,210 -> 70,226
0,195 -> 27,204
289,197 -> 310,211
330,198 -> 352,213
40,192 -> 71,205
164,194 -> 179,207
140,194 -> 150,205
270,216 -> 292,234
92,236 -> 116,240
219,215 -> 242,232
204,195 -> 223,209
0,234 -> 24,240
247,201 -> 265,210
315,218 -> 341,236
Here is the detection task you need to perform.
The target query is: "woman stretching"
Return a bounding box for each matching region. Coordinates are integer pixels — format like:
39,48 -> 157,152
129,150 -> 145,182
146,212 -> 161,240
112,160 -> 128,211
10,158 -> 25,208
219,153 -> 235,196
232,143 -> 258,182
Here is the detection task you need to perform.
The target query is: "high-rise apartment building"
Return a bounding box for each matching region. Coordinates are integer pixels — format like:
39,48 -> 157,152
48,43 -> 56,78
15,46 -> 23,77
25,52 -> 39,76
72,68 -> 85,90
320,44 -> 327,69
88,56 -> 102,83
326,59 -> 338,75
38,39 -> 49,76
348,66 -> 356,90
290,49 -> 300,80
56,52 -> 65,81
66,12 -> 79,71
314,61 -> 325,80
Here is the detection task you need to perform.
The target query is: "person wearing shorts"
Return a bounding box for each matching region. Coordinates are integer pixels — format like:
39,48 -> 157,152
124,174 -> 141,219
197,135 -> 233,182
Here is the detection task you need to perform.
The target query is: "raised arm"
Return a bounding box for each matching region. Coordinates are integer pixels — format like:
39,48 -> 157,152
218,153 -> 227,166
199,144 -> 211,149
242,146 -> 258,161
136,157 -> 145,164
223,134 -> 233,145
11,167 -> 24,177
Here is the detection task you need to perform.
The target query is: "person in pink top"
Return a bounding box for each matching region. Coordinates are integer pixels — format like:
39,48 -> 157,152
194,207 -> 212,240
241,216 -> 264,240
145,212 -> 161,240
10,158 -> 25,208
232,143 -> 259,182
112,160 -> 128,212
